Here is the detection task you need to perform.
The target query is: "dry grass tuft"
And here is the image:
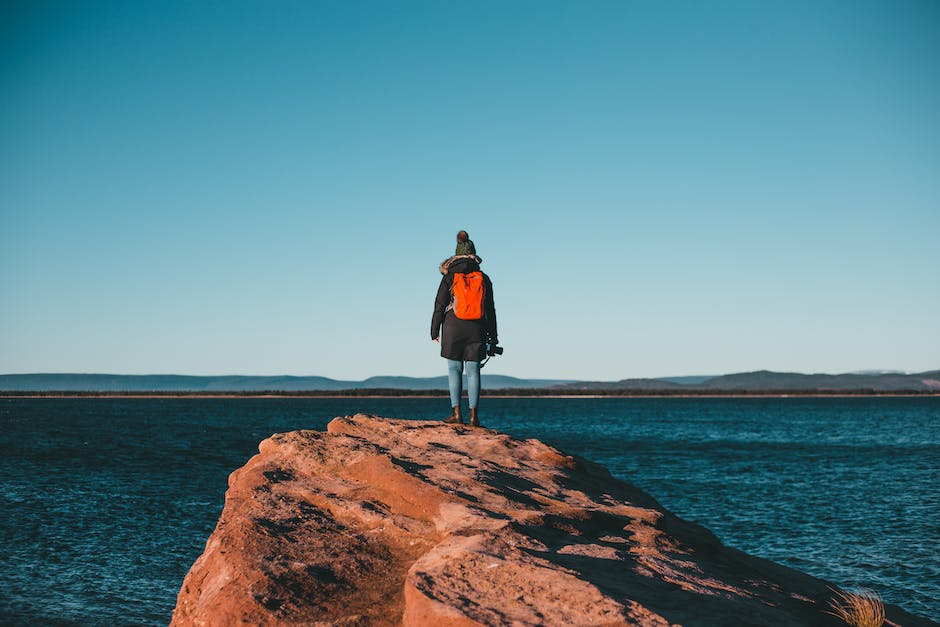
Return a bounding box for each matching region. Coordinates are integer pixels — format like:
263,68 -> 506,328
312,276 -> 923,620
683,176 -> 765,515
827,587 -> 885,627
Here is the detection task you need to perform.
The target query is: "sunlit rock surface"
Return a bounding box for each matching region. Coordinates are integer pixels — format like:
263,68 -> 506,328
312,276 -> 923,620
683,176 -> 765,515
171,414 -> 933,626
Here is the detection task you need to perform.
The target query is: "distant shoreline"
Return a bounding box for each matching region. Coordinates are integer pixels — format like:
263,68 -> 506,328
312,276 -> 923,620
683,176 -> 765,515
2,390 -> 938,399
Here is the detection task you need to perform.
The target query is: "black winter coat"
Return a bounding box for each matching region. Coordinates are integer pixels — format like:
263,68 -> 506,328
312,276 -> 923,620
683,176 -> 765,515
431,255 -> 497,362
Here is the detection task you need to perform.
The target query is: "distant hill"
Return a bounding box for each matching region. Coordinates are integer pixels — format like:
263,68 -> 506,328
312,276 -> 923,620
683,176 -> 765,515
655,375 -> 716,385
550,369 -> 940,392
0,373 -> 574,392
697,370 -> 939,391
1,370 -> 938,393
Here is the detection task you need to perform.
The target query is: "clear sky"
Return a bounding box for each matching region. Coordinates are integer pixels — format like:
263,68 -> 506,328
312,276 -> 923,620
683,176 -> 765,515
2,0 -> 938,380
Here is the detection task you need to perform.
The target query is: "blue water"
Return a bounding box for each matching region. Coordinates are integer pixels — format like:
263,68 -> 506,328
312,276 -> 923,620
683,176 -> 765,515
0,397 -> 937,625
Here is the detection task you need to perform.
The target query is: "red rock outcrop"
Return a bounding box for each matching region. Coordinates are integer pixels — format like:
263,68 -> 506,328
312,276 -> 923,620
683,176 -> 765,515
171,414 -> 932,626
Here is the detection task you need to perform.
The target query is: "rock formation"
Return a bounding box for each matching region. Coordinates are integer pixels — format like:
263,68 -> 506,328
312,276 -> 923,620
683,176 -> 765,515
172,414 -> 932,626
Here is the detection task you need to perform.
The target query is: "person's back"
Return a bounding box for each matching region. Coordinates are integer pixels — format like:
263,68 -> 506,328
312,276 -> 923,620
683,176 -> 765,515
431,231 -> 497,427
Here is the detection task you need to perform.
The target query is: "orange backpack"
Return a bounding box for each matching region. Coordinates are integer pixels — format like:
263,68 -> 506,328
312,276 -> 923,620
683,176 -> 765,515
451,272 -> 485,320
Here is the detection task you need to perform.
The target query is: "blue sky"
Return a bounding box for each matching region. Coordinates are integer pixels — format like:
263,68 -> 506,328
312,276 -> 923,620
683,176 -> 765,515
2,0 -> 938,380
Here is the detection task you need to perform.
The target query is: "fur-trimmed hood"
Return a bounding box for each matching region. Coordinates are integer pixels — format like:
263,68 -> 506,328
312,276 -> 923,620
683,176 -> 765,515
439,254 -> 482,275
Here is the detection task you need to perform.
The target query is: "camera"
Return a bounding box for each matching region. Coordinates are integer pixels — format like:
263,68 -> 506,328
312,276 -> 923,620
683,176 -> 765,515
484,332 -> 503,357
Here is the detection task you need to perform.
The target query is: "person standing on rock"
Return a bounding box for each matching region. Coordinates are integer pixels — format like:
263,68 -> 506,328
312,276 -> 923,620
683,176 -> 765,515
431,230 -> 498,427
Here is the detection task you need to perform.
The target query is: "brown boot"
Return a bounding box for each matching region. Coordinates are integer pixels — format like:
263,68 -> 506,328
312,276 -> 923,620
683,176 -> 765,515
443,406 -> 463,424
469,407 -> 481,427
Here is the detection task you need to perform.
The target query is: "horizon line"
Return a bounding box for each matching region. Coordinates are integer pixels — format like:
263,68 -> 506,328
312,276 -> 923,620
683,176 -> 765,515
0,369 -> 932,381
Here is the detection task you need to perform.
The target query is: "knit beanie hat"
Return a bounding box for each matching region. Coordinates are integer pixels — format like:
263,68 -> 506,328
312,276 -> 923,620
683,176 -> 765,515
455,230 -> 475,256
455,239 -> 476,256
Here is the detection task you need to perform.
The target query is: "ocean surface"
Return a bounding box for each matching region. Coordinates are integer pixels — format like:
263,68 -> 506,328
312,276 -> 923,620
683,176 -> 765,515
1,397 -> 938,625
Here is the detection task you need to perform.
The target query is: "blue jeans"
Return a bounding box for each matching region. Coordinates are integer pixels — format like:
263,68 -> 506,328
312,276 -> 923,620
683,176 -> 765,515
447,359 -> 480,409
